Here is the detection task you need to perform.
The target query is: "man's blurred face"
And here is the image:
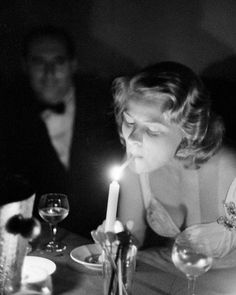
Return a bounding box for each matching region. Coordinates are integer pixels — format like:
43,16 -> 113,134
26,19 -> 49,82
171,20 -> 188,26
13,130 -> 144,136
26,37 -> 76,105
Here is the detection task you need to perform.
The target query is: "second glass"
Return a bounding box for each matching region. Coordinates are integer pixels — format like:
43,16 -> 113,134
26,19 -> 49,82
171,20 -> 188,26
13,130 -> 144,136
38,193 -> 69,252
171,230 -> 213,295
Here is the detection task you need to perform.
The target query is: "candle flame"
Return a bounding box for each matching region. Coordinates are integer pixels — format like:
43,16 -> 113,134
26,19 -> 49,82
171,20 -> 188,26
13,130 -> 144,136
110,166 -> 122,181
110,156 -> 133,181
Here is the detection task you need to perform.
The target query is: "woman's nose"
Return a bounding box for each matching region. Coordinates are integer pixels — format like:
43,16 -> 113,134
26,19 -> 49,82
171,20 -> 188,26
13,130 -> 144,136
128,126 -> 143,145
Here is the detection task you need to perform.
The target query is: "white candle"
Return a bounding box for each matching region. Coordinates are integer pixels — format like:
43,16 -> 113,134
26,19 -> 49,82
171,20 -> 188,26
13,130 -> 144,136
105,157 -> 133,233
105,180 -> 120,232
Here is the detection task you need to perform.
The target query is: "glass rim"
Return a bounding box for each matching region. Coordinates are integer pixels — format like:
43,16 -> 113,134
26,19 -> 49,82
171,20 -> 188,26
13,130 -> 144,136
40,193 -> 68,198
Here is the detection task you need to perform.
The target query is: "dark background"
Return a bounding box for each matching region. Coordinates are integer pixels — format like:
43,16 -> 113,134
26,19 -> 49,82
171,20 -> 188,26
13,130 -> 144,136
0,0 -> 236,138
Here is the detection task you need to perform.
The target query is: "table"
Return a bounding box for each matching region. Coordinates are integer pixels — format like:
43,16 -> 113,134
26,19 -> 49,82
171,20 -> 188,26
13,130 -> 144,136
30,224 -> 102,295
30,223 -> 236,295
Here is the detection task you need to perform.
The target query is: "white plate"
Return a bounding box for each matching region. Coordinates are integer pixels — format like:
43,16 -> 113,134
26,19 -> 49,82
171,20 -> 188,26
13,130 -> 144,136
70,244 -> 102,271
22,256 -> 56,283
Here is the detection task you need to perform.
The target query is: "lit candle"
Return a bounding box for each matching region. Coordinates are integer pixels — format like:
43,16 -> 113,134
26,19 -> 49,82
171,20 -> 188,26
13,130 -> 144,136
105,157 -> 132,232
105,177 -> 120,232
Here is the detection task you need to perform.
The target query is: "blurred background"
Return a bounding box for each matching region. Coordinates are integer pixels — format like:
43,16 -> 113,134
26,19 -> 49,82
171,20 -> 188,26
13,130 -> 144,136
0,0 -> 236,137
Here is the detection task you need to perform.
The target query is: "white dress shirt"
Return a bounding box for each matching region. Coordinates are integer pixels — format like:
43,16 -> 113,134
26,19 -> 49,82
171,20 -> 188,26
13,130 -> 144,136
40,88 -> 75,169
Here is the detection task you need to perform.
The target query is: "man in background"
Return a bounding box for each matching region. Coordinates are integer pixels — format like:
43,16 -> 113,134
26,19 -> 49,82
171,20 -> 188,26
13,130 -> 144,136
7,25 -> 122,238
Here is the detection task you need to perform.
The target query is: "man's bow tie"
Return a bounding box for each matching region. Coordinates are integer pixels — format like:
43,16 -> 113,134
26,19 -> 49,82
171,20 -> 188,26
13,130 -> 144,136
37,102 -> 66,114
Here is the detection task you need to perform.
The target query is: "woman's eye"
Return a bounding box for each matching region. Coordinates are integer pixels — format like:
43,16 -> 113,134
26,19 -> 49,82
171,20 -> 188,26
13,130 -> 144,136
123,114 -> 134,127
146,128 -> 161,136
124,120 -> 134,128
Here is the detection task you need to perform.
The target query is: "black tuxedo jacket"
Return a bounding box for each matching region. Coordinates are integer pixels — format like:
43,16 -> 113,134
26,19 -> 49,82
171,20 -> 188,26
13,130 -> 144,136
7,77 -> 123,238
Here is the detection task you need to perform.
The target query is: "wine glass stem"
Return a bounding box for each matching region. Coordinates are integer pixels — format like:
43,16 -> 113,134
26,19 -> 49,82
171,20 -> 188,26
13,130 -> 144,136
187,275 -> 196,295
50,224 -> 58,243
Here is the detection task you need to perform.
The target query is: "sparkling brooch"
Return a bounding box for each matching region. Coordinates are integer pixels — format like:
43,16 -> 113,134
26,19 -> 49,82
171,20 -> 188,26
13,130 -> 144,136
217,201 -> 236,230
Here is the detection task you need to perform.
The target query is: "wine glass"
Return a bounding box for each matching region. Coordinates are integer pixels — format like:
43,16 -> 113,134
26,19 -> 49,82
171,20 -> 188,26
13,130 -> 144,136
171,230 -> 213,295
38,193 -> 69,252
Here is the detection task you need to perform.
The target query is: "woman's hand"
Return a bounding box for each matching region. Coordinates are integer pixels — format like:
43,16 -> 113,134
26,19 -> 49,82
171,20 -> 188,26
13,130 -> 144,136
91,220 -> 107,245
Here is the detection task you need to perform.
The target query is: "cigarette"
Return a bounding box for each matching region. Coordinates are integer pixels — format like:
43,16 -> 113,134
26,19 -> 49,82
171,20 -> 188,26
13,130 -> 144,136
109,156 -> 134,182
119,156 -> 133,171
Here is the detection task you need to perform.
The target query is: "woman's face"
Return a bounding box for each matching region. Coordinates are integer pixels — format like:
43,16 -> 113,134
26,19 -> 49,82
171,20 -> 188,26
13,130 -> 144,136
122,97 -> 183,173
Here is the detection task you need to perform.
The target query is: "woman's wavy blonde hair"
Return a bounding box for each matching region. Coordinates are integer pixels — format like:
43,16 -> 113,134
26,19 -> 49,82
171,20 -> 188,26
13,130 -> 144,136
113,61 -> 224,169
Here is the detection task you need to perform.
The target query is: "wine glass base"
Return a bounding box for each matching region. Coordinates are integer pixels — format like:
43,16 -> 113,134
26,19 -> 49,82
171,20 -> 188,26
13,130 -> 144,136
42,241 -> 66,252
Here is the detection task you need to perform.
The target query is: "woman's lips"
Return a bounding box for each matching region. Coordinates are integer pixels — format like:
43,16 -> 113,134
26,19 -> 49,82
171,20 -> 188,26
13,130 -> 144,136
130,153 -> 143,159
